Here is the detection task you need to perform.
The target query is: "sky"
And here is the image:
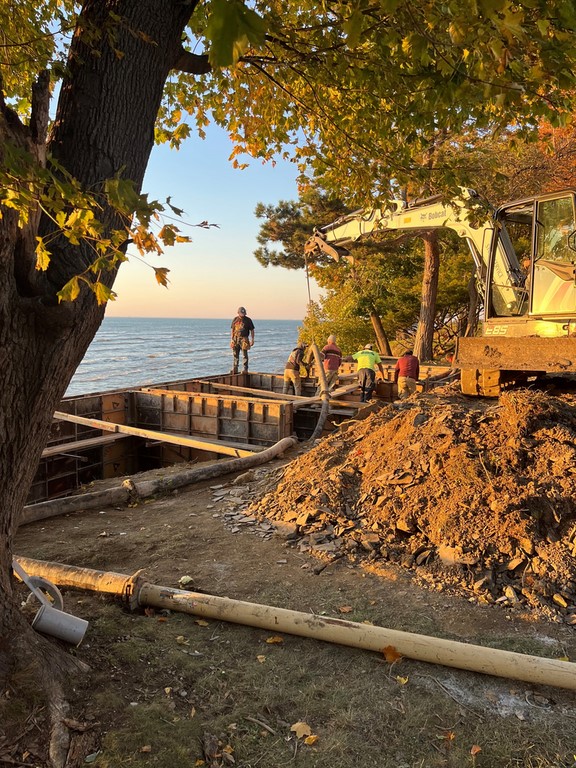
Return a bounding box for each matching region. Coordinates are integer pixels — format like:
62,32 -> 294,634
106,126 -> 322,321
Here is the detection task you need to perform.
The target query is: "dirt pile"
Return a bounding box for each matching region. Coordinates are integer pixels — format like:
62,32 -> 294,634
246,386 -> 576,622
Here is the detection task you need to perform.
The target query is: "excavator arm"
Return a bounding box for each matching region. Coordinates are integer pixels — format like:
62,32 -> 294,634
305,189 -> 524,316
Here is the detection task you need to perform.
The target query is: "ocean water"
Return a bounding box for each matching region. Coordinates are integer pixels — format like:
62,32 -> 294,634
66,317 -> 302,396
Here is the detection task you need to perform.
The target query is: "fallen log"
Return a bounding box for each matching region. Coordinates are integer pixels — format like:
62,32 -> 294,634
19,487 -> 131,527
14,556 -> 576,691
127,436 -> 298,497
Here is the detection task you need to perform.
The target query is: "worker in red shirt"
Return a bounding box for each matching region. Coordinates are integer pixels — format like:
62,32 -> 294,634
394,350 -> 420,399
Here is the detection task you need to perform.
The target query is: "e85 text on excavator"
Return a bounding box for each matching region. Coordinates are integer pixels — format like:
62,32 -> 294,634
305,188 -> 576,396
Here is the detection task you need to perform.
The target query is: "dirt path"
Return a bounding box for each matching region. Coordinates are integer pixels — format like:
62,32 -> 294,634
11,439 -> 576,768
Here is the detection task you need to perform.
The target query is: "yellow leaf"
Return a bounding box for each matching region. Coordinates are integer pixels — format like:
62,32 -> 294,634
164,687 -> 172,696
383,645 -> 403,663
266,635 -> 284,644
57,276 -> 80,303
154,267 -> 170,287
190,706 -> 197,719
195,761 -> 206,767
338,605 -> 353,613
290,721 -> 312,739
395,676 -> 409,685
35,236 -> 51,271
176,635 -> 189,645
256,655 -> 266,663
304,734 -> 319,745
195,619 -> 209,627
223,745 -> 234,754
93,281 -> 116,305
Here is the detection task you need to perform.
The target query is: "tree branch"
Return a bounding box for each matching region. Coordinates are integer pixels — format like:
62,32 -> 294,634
172,47 -> 211,75
30,69 -> 50,164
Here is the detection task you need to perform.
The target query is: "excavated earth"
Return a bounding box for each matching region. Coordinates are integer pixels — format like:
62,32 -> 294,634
240,384 -> 576,623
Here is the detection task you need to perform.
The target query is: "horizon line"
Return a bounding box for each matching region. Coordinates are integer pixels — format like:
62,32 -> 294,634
103,315 -> 304,321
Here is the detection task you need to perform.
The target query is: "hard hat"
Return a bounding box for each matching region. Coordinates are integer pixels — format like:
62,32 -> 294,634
364,343 -> 373,350
238,307 -> 246,315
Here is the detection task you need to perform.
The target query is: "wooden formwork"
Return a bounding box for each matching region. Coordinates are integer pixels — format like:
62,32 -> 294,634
157,372 -> 318,399
30,391 -> 134,504
132,387 -> 294,464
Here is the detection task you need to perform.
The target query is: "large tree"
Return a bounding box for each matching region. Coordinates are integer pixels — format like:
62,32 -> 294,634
3,0 -> 576,757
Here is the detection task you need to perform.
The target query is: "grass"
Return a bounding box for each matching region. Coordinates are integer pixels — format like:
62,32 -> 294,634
66,603 -> 576,768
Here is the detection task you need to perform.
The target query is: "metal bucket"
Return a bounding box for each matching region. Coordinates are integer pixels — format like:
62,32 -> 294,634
32,604 -> 88,646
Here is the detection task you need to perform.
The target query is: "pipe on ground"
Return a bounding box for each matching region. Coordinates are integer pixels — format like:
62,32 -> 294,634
308,343 -> 331,442
14,556 -> 576,692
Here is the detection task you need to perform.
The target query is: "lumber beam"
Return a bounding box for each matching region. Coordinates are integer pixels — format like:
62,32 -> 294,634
41,433 -> 129,458
53,411 -> 260,458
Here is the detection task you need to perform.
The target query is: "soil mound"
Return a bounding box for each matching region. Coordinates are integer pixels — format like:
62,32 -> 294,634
247,386 -> 576,622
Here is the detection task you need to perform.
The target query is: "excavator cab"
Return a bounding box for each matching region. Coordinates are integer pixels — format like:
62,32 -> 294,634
488,191 -> 576,322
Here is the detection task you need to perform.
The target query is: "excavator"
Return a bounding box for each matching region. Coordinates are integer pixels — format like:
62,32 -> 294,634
304,188 -> 576,396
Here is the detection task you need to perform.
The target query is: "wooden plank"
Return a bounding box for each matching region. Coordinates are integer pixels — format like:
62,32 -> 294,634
53,411 -> 261,458
207,382 -> 300,401
42,433 -> 129,458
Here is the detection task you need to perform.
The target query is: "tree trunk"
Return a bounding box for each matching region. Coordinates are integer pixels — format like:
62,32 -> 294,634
369,309 -> 392,355
413,231 -> 440,362
0,0 -> 197,730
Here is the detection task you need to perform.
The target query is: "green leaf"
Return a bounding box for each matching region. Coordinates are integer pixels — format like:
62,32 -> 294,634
205,0 -> 266,67
343,9 -> 364,48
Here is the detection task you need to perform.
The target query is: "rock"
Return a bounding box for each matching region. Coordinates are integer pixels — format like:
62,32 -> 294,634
272,521 -> 299,539
232,469 -> 256,485
360,533 -> 381,552
504,586 -> 519,603
507,557 -> 526,572
396,516 -> 417,534
519,537 -> 535,555
437,544 -> 478,566
413,548 -> 433,566
553,593 -> 569,609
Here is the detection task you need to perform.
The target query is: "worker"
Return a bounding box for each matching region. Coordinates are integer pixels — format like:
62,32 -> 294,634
230,306 -> 255,374
283,342 -> 309,396
344,343 -> 385,402
394,350 -> 420,399
316,334 -> 342,395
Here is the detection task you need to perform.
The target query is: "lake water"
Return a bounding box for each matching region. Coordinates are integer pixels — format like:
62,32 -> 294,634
66,317 -> 302,396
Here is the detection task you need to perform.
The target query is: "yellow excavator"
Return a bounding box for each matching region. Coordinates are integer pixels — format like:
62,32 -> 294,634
305,188 -> 576,396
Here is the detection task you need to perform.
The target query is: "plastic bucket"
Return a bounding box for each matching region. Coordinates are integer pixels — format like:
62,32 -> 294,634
32,605 -> 89,646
